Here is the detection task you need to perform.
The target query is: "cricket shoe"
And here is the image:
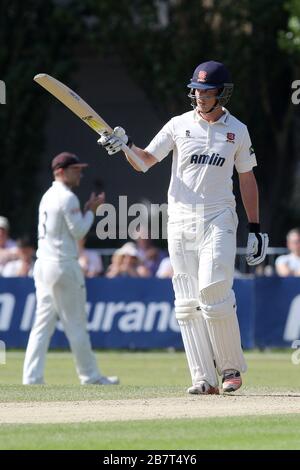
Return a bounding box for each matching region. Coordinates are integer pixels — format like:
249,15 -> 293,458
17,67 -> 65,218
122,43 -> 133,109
222,370 -> 242,392
93,376 -> 119,385
187,381 -> 219,395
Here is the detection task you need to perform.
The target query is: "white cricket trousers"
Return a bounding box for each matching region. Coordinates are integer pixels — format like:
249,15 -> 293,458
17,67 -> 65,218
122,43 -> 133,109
23,259 -> 101,384
168,208 -> 237,288
168,207 -> 246,385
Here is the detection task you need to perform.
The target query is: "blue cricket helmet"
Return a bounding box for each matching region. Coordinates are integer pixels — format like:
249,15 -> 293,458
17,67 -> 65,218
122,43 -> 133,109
187,60 -> 234,107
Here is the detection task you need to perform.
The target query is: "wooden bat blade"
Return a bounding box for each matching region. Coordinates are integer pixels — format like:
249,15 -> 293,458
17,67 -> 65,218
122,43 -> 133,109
34,73 -> 112,135
33,73 -> 148,172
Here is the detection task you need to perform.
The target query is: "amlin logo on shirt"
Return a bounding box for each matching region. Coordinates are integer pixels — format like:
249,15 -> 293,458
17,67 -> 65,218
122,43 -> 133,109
190,152 -> 225,167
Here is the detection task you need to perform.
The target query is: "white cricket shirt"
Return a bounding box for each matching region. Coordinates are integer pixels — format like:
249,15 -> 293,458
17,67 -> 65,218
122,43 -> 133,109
145,108 -> 257,219
36,181 -> 94,261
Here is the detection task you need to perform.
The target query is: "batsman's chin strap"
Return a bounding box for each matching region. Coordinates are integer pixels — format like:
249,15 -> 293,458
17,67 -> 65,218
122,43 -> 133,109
197,101 -> 221,117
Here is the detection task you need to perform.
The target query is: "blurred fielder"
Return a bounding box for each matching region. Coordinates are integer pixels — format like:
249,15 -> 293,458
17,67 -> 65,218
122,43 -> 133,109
23,152 -> 119,385
98,61 -> 268,394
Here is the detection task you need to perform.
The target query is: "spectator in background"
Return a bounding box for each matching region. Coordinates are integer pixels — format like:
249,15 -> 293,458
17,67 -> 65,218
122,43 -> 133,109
106,242 -> 150,278
2,237 -> 35,277
0,216 -> 17,273
135,230 -> 166,276
276,228 -> 300,276
78,237 -> 103,277
0,216 -> 15,249
105,250 -> 124,278
156,256 -> 173,278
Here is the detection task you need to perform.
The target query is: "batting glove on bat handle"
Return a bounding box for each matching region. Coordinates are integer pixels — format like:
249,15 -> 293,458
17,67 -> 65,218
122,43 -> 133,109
245,223 -> 269,266
97,126 -> 133,155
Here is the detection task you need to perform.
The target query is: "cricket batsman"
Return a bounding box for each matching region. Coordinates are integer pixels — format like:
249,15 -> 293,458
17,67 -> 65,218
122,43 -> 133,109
98,60 -> 269,394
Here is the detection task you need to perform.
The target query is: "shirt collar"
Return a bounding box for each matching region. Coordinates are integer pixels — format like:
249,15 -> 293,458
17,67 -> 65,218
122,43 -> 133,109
193,107 -> 230,126
52,180 -> 71,191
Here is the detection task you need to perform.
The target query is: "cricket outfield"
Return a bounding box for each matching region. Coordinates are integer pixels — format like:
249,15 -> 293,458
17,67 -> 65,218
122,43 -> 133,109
0,351 -> 300,449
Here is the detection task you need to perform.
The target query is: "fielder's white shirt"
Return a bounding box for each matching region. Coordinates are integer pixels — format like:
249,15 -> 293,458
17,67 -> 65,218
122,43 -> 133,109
36,181 -> 94,261
145,108 -> 257,219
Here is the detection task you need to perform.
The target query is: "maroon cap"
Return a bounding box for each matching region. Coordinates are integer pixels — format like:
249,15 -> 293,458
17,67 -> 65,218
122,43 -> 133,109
51,152 -> 88,171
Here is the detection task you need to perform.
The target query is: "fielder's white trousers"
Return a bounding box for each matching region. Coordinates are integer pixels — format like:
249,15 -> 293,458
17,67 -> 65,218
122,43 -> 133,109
23,259 -> 102,384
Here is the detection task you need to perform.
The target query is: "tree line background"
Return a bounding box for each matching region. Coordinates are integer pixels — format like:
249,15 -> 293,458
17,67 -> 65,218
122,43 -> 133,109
1,0 -> 300,245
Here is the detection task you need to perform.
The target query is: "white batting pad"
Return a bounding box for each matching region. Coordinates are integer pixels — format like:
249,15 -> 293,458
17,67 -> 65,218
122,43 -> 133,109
200,288 -> 247,375
173,273 -> 217,387
173,273 -> 199,320
179,316 -> 218,387
172,272 -> 198,300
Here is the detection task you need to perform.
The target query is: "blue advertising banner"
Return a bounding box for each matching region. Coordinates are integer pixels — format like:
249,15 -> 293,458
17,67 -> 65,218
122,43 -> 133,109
234,278 -> 255,349
0,276 -> 298,349
0,278 -> 181,350
254,277 -> 300,348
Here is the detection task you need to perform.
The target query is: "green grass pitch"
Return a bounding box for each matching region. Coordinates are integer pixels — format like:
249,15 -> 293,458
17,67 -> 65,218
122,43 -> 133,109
0,350 -> 300,449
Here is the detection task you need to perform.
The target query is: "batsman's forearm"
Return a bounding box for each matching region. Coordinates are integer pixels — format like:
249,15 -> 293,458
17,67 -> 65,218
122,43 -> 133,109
125,150 -> 142,171
124,145 -> 158,172
239,172 -> 259,223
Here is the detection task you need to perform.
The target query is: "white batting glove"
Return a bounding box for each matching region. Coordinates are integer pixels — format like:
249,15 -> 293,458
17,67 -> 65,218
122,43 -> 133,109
97,126 -> 129,155
246,223 -> 269,266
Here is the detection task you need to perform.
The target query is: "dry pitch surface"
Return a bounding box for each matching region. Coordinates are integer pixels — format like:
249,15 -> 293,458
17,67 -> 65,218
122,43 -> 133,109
1,393 -> 300,424
1,352 -> 300,425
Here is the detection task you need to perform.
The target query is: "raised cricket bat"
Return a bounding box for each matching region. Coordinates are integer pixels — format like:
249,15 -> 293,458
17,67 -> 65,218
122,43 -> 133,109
33,73 -> 148,173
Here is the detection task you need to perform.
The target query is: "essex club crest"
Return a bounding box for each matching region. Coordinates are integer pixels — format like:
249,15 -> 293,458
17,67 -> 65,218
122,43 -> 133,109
226,132 -> 235,143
